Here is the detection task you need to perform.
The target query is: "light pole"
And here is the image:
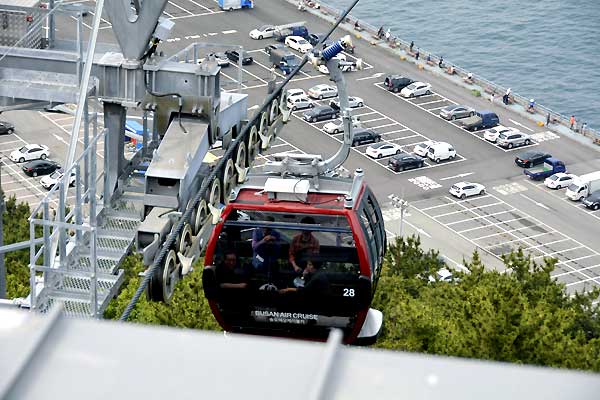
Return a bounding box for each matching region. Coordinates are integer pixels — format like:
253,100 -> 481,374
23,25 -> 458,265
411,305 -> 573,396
388,194 -> 409,238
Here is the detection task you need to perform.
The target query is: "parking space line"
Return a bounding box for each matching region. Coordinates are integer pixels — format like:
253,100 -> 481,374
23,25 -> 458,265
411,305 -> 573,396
169,0 -> 194,14
523,238 -> 571,251
419,99 -> 449,106
446,209 -> 515,226
457,217 -> 527,234
354,111 -> 378,118
433,200 -> 504,218
533,245 -> 585,259
368,122 -> 398,130
229,63 -> 269,84
482,231 -> 555,249
185,0 -> 213,12
556,254 -> 598,265
554,263 -> 600,278
361,117 -> 388,124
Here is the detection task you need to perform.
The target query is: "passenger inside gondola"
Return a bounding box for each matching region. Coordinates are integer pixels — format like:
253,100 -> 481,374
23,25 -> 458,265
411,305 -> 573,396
213,211 -> 361,296
215,251 -> 249,289
252,216 -> 281,273
279,259 -> 331,296
289,216 -> 320,274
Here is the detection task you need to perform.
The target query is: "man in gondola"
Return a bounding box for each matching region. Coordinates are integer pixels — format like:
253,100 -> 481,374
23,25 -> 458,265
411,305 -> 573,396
279,259 -> 330,296
216,251 -> 249,289
289,216 -> 320,274
252,216 -> 281,273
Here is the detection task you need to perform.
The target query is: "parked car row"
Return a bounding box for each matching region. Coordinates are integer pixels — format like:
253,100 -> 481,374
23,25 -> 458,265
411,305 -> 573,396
515,151 -> 600,211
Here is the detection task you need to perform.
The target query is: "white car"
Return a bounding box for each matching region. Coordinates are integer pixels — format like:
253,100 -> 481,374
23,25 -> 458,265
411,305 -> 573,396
249,25 -> 276,40
287,95 -> 314,111
10,144 -> 49,163
330,96 -> 365,109
315,54 -> 347,74
285,36 -> 313,54
322,117 -> 361,134
40,169 -> 76,190
286,88 -> 306,101
400,82 -> 432,98
449,182 -> 486,200
544,173 -> 576,189
413,141 -> 437,157
366,142 -> 402,159
307,84 -> 337,100
484,125 -> 516,143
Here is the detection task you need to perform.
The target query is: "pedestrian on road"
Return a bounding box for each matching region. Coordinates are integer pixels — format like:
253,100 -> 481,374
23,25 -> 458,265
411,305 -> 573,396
546,112 -> 551,126
415,48 -> 420,60
582,122 -> 587,134
409,40 -> 414,52
528,98 -> 535,112
385,28 -> 391,42
502,94 -> 508,105
490,92 -> 495,103
570,115 -> 575,129
506,88 -> 511,96
377,26 -> 384,39
438,56 -> 444,68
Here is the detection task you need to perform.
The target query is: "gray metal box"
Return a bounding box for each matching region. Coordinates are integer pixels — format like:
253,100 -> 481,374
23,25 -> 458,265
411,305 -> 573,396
0,0 -> 43,49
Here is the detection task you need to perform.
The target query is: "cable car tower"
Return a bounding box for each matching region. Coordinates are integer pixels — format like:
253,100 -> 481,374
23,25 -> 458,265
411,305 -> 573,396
0,0 -> 383,343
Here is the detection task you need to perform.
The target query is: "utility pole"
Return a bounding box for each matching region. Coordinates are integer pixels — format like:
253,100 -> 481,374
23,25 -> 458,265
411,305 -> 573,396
389,194 -> 409,238
0,161 -> 5,299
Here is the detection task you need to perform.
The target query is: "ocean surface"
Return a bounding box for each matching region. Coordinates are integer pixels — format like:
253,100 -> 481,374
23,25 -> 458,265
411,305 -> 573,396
324,0 -> 600,130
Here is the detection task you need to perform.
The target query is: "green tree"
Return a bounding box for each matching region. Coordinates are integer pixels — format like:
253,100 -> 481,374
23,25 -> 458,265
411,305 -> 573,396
373,236 -> 600,371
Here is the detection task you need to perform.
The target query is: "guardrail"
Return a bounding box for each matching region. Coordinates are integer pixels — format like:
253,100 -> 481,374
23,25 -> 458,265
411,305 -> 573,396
293,0 -> 600,145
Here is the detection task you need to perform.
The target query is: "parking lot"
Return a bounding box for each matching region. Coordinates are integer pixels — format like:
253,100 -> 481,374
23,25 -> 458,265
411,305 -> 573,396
69,0 -> 223,31
218,47 -> 372,92
373,82 -> 563,153
412,192 -> 600,294
291,100 -> 466,174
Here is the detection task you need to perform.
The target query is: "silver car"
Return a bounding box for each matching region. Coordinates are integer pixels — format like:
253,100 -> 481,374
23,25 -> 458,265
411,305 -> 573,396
496,131 -> 531,149
439,104 -> 475,120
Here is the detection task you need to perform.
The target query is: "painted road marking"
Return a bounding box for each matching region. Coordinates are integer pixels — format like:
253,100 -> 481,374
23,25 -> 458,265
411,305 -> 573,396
356,73 -> 384,81
439,172 -> 474,181
520,193 -> 550,210
493,182 -> 528,195
509,119 -> 534,132
408,176 -> 442,191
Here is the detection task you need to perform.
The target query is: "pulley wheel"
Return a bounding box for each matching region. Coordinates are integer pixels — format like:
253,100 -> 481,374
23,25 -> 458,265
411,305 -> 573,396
220,158 -> 236,205
193,199 -> 208,235
159,250 -> 178,303
247,125 -> 258,164
235,141 -> 247,181
206,178 -> 221,209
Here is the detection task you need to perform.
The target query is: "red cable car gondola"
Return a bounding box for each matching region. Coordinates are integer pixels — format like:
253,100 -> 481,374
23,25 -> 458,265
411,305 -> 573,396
203,170 -> 386,344
203,36 -> 385,344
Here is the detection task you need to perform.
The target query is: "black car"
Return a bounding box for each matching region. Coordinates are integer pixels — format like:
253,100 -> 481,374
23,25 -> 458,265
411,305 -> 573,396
264,43 -> 285,55
308,33 -> 326,46
303,106 -> 338,123
22,159 -> 61,177
352,129 -> 382,146
388,153 -> 425,172
274,28 -> 292,42
582,190 -> 600,211
0,121 -> 14,135
225,50 -> 253,65
515,150 -> 551,168
384,75 -> 414,93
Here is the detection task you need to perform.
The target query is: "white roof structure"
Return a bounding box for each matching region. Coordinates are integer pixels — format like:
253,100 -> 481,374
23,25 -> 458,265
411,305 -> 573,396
1,305 -> 599,399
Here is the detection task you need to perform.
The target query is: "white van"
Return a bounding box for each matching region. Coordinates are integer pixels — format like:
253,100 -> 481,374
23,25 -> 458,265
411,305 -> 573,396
565,171 -> 600,201
427,142 -> 456,163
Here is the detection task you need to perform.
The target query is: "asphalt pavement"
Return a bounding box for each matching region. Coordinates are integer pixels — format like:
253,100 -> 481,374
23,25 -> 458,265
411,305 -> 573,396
1,0 -> 598,293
